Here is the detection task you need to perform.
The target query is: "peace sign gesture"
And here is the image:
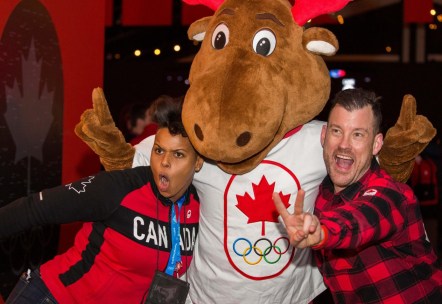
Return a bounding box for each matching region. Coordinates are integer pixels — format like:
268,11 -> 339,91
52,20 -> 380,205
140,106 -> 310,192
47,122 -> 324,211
273,190 -> 322,248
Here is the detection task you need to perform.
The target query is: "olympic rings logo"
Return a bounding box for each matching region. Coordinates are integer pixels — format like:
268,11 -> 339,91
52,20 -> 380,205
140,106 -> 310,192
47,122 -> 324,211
232,237 -> 290,265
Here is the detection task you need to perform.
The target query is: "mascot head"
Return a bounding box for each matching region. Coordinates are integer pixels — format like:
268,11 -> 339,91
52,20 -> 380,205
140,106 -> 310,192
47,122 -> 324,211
182,0 -> 350,174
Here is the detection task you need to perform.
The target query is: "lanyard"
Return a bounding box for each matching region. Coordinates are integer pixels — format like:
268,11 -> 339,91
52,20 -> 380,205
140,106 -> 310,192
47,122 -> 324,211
164,195 -> 185,275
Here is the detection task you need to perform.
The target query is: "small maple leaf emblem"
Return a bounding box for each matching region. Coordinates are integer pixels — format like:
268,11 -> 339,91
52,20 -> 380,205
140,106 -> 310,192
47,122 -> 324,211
65,176 -> 95,194
236,176 -> 291,235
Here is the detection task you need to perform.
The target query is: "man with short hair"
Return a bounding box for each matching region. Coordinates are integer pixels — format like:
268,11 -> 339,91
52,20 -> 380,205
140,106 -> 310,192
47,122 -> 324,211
274,88 -> 442,303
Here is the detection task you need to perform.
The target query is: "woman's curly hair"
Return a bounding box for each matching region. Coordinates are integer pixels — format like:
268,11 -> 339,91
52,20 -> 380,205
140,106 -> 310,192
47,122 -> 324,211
154,96 -> 187,137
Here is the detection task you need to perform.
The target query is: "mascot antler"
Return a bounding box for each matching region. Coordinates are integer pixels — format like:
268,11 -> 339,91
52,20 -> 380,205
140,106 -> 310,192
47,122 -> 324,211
292,0 -> 352,25
184,0 -> 352,26
183,0 -> 223,11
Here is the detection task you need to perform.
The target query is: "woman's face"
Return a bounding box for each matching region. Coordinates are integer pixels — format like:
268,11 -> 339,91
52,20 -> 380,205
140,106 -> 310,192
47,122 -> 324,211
150,128 -> 203,202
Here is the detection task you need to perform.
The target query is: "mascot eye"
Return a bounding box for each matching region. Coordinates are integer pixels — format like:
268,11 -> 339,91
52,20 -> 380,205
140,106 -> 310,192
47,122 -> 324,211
212,23 -> 229,50
252,29 -> 276,56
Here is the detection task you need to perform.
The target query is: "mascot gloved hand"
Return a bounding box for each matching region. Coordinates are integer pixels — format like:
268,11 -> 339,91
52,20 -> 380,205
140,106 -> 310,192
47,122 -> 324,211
378,94 -> 436,183
75,88 -> 135,171
76,88 -> 436,182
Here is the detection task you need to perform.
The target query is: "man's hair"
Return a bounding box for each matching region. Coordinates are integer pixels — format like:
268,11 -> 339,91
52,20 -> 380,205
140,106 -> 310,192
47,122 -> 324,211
148,95 -> 176,120
154,96 -> 187,137
329,88 -> 383,134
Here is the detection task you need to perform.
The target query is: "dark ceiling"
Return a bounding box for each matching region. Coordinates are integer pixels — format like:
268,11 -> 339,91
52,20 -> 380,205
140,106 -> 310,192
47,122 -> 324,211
104,0 -> 442,62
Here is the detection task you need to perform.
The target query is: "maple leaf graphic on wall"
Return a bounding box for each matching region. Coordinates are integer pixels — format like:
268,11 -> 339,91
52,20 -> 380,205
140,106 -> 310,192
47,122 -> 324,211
236,176 -> 291,235
4,39 -> 54,164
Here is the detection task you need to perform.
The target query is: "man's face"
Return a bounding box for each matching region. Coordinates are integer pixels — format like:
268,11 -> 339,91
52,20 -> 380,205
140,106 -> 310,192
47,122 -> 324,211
321,104 -> 383,193
151,128 -> 203,202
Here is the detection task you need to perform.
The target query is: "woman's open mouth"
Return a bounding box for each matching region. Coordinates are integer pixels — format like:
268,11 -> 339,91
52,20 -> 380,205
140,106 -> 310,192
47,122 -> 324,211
158,174 -> 170,192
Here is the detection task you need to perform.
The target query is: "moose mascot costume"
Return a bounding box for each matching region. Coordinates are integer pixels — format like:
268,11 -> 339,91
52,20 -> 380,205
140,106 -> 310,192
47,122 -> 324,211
76,0 -> 436,303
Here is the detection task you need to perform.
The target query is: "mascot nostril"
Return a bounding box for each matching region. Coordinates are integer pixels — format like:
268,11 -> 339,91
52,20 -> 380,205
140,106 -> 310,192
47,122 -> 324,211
194,124 -> 204,141
236,131 -> 251,147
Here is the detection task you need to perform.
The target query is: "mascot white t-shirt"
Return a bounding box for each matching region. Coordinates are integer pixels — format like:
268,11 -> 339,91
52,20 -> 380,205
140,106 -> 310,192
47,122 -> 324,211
134,120 -> 327,304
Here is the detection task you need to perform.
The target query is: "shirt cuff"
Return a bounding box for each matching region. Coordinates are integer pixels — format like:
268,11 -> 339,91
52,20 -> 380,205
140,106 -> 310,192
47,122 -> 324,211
311,225 -> 329,250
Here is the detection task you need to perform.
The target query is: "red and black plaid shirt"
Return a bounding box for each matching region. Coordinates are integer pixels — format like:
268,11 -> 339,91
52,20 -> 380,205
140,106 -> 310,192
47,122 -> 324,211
314,159 -> 442,303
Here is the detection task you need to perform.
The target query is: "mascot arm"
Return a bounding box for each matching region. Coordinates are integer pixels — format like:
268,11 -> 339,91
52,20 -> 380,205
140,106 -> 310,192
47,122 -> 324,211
75,88 -> 135,171
379,95 -> 437,183
133,135 -> 155,167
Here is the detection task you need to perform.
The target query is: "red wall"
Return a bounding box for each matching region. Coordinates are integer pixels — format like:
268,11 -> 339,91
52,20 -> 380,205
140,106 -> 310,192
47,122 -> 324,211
0,0 -> 105,254
0,0 -> 104,183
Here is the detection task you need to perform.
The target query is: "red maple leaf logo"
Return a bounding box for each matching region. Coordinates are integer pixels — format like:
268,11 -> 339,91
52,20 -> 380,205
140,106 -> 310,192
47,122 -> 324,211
236,176 -> 291,236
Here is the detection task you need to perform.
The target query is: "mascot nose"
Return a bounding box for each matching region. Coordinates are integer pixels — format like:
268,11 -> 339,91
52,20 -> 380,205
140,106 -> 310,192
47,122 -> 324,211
194,123 -> 251,147
194,124 -> 204,141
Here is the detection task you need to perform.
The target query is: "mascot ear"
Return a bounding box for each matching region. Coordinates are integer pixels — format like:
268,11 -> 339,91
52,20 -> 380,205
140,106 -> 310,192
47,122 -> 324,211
188,16 -> 212,42
302,27 -> 339,56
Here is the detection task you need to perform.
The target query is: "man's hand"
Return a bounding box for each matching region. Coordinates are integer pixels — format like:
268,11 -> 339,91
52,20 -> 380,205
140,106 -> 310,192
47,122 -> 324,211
273,190 -> 322,248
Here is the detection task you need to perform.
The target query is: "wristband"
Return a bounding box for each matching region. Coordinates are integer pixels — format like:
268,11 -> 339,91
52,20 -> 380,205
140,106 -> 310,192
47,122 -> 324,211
311,225 -> 329,250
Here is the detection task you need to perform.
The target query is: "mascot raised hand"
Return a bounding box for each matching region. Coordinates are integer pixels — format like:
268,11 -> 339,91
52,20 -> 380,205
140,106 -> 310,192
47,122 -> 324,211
76,0 -> 436,303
